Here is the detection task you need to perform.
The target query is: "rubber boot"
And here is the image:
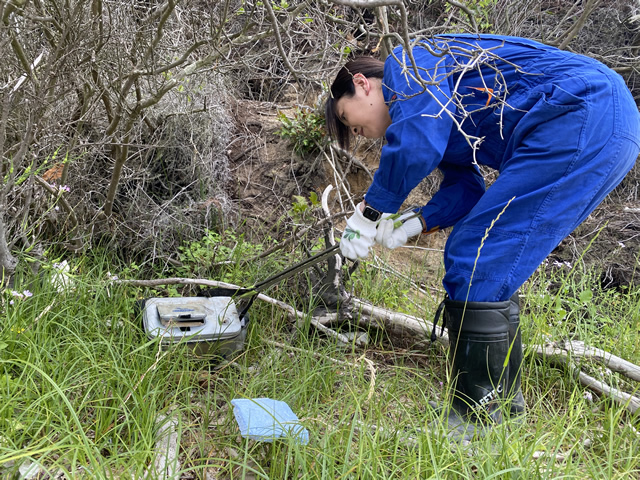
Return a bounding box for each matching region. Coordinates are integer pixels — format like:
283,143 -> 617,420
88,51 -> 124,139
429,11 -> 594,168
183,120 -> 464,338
434,298 -> 511,441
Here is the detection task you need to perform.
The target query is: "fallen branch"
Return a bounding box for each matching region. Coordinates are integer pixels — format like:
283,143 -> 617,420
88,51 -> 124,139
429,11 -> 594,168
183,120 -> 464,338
352,298 -> 445,342
533,342 -> 640,415
116,277 -> 640,414
354,299 -> 640,415
115,277 -> 365,346
541,340 -> 640,382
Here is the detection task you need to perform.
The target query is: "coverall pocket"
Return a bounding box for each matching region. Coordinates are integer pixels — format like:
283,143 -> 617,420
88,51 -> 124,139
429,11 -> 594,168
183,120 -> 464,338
536,81 -> 586,110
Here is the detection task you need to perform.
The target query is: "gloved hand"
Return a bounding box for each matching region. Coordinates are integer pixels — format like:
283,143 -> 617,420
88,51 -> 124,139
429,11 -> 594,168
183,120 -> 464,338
340,203 -> 378,260
375,211 -> 424,249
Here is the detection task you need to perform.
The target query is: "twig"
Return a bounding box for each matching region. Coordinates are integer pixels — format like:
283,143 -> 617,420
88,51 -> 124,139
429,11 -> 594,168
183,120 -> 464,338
34,175 -> 83,251
324,146 -> 356,212
557,0 -> 603,50
263,0 -> 300,82
329,143 -> 374,182
445,0 -> 478,32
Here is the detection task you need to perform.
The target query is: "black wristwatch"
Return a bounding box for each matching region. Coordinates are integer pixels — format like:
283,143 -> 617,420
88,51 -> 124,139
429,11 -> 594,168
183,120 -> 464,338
362,204 -> 382,222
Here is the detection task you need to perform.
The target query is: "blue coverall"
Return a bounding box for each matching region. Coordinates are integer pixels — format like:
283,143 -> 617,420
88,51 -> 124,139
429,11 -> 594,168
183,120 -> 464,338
363,34 -> 640,303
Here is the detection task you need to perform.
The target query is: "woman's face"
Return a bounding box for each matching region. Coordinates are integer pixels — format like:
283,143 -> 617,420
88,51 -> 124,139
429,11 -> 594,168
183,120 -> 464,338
335,74 -> 391,140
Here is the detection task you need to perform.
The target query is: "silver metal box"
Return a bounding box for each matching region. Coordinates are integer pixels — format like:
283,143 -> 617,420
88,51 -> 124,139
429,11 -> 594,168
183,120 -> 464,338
142,296 -> 247,357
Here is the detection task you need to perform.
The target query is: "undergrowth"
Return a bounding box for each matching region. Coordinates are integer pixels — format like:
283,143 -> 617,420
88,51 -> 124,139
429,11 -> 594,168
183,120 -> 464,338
0,238 -> 638,479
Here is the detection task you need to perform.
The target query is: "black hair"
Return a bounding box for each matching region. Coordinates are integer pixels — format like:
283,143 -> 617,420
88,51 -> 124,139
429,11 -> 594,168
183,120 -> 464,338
325,57 -> 385,151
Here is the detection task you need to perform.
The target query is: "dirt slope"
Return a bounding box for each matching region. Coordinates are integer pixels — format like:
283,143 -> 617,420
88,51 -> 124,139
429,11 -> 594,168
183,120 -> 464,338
229,96 -> 639,291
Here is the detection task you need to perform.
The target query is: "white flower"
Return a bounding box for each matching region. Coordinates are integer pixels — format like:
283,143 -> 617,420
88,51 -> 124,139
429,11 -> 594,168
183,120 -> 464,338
51,260 -> 74,292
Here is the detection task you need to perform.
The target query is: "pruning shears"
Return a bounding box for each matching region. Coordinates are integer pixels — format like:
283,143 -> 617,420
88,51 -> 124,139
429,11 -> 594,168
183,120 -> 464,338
385,207 -> 423,229
203,242 -> 343,319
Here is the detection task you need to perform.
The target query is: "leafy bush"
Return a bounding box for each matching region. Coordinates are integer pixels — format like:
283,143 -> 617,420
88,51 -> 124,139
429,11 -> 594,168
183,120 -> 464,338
276,107 -> 326,155
177,229 -> 269,281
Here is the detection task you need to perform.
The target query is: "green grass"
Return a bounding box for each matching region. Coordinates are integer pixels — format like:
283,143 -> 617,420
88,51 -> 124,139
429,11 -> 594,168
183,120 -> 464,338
0,247 -> 638,479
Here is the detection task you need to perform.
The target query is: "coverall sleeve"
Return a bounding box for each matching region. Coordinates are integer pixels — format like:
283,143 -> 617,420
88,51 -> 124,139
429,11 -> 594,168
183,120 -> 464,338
364,47 -> 456,214
420,162 -> 486,231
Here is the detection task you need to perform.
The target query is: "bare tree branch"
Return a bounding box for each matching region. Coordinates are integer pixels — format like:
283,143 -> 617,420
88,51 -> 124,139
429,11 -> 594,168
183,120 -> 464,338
555,0 -> 603,50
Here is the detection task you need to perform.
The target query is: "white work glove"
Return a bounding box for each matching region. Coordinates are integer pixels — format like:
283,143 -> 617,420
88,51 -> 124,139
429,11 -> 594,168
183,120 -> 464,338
375,211 -> 424,249
340,203 -> 378,260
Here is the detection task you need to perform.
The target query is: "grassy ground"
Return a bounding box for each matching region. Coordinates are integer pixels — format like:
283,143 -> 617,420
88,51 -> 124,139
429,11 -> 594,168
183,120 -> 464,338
1,243 -> 639,479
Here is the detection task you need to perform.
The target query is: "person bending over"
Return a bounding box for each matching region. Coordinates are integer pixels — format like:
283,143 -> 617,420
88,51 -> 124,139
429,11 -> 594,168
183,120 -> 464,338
325,34 -> 640,440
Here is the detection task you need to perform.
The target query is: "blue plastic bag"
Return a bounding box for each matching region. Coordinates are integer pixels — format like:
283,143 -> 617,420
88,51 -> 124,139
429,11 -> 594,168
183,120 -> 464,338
231,398 -> 309,445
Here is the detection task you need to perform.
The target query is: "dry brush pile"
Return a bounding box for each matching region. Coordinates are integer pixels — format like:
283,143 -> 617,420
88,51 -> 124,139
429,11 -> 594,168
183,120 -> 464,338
1,0 -> 639,286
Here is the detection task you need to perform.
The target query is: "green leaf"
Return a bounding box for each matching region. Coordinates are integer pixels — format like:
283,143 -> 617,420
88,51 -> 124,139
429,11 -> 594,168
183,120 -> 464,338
579,289 -> 593,303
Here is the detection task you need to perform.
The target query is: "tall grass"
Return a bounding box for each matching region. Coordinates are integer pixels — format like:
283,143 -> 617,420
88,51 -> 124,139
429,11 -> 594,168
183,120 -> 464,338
0,246 -> 638,479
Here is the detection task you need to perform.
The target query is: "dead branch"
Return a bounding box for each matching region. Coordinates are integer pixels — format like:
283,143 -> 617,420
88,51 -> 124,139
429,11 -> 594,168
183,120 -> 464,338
115,277 -> 364,346
352,298 -> 443,341
540,340 -> 640,382
533,341 -> 640,414
445,0 -> 479,32
552,0 -> 603,50
263,0 -> 300,83
324,146 -> 356,212
116,273 -> 640,413
34,175 -> 83,251
329,143 -> 374,183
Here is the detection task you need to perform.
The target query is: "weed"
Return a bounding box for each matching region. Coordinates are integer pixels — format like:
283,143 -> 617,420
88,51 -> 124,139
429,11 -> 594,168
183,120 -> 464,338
0,244 -> 638,478
446,0 -> 498,33
176,229 -> 276,282
276,107 -> 326,155
289,192 -> 321,224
